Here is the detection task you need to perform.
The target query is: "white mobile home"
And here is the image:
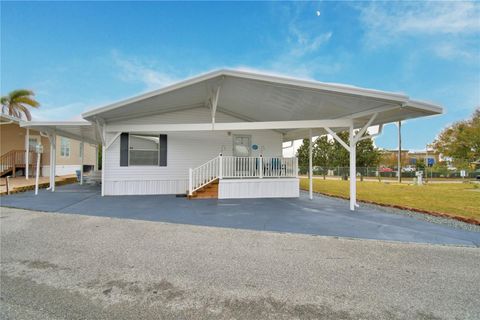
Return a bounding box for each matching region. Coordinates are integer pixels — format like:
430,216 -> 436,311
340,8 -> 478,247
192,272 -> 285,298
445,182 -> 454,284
22,69 -> 442,210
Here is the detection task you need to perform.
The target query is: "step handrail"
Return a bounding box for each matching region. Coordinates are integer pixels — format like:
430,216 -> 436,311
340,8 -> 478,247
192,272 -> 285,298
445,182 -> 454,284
189,156 -> 220,195
0,150 -> 37,176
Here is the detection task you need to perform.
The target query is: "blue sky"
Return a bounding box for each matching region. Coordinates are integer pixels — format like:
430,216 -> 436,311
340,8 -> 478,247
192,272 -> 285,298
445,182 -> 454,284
1,1 -> 479,150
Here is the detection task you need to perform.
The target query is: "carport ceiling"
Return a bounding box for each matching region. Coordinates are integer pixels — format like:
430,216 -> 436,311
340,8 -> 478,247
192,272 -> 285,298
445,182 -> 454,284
82,69 -> 442,130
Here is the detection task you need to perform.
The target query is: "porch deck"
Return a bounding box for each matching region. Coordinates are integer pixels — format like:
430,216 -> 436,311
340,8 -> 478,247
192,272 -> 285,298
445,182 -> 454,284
1,184 -> 478,246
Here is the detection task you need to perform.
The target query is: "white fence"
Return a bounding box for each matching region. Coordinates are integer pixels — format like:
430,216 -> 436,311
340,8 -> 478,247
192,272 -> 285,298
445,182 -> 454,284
189,155 -> 298,194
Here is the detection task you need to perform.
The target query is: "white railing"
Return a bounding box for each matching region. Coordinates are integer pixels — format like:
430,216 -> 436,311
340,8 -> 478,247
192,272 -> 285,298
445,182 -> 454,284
189,156 -> 220,195
222,156 -> 298,179
188,155 -> 298,195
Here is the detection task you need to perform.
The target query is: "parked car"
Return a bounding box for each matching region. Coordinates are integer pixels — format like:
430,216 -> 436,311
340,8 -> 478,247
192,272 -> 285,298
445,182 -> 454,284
379,167 -> 394,173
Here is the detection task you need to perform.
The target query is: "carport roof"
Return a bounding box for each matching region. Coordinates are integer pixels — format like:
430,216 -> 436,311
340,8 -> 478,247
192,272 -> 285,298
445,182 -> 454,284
81,69 -> 442,139
19,121 -> 100,145
21,69 -> 443,144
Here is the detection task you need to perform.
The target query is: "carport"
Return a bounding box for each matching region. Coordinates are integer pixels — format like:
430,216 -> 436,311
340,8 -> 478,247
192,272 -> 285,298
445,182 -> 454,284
22,69 -> 443,210
19,121 -> 100,190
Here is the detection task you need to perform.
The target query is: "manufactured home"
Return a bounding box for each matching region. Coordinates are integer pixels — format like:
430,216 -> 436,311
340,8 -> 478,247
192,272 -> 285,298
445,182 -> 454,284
22,69 -> 442,210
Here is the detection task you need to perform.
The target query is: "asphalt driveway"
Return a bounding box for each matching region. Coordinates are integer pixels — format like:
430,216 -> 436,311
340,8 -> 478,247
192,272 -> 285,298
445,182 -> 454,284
1,183 -> 479,246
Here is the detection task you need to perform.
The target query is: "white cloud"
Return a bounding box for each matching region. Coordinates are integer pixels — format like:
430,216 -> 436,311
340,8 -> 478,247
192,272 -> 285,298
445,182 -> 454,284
358,2 -> 480,45
111,50 -> 178,90
30,102 -> 86,121
250,3 -> 340,79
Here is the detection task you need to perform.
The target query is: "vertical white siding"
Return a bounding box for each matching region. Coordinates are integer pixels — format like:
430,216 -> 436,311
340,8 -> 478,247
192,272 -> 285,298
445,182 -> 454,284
104,107 -> 283,195
218,178 -> 300,199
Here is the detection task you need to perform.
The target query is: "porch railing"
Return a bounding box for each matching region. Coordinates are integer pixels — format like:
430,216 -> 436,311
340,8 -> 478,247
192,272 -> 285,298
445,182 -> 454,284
188,155 -> 298,195
0,150 -> 38,177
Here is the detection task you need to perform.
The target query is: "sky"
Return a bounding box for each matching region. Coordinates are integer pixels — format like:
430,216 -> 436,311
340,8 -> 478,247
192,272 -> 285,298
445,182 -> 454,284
1,1 -> 479,150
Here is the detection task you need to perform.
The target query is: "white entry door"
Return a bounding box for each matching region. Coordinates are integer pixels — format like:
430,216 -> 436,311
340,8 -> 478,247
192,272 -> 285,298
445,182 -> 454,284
233,135 -> 251,157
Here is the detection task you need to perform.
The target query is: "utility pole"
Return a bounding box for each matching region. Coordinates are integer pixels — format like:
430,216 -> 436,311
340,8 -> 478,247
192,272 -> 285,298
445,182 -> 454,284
398,121 -> 402,183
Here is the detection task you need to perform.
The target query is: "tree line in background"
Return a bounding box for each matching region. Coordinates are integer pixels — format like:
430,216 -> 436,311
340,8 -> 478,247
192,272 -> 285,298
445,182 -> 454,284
296,131 -> 381,178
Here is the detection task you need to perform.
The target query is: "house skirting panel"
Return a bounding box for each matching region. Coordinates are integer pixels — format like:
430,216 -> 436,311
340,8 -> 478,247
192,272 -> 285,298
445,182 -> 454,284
218,178 -> 299,199
104,179 -> 188,195
41,165 -> 82,177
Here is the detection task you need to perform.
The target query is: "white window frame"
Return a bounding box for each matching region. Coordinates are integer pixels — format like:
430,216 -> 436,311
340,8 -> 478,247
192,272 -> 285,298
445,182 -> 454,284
60,137 -> 70,158
128,134 -> 160,166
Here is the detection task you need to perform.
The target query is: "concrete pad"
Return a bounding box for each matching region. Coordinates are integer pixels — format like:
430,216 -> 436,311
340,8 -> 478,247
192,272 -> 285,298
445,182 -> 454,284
1,184 -> 479,246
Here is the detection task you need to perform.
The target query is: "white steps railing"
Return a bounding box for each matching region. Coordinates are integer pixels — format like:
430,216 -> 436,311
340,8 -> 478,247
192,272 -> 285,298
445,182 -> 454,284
188,155 -> 298,195
189,156 -> 220,195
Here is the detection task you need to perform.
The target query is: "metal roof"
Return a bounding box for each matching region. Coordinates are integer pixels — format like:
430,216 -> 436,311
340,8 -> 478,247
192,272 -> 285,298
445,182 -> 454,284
19,121 -> 100,145
22,69 -> 442,144
81,69 -> 442,140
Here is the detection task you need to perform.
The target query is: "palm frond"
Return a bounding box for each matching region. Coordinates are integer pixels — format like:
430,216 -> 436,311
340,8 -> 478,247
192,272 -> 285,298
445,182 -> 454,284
1,89 -> 40,121
15,96 -> 40,108
9,89 -> 35,100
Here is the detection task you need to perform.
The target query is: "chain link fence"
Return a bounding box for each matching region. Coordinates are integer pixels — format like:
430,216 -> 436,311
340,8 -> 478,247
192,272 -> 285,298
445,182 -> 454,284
298,166 -> 480,180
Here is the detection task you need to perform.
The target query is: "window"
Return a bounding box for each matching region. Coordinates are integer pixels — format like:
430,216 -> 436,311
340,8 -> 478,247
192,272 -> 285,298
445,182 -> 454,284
129,134 -> 159,166
60,137 -> 70,157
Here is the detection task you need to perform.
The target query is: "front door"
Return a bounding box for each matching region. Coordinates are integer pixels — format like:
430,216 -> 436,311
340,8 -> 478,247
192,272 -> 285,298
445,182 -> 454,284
233,135 -> 251,157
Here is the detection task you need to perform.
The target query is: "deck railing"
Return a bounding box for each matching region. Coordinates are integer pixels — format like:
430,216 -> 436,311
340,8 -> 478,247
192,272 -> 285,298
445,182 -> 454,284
189,155 -> 298,195
0,150 -> 38,177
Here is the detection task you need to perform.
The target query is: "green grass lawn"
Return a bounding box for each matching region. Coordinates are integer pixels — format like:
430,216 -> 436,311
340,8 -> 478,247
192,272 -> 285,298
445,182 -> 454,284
300,178 -> 480,223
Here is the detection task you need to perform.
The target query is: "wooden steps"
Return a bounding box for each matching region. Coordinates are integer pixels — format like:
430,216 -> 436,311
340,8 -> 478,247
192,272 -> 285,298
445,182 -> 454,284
188,179 -> 219,199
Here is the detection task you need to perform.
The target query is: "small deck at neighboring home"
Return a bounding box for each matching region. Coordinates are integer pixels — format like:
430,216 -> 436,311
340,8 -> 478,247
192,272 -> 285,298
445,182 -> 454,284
0,150 -> 38,177
0,174 -> 77,195
189,155 -> 298,199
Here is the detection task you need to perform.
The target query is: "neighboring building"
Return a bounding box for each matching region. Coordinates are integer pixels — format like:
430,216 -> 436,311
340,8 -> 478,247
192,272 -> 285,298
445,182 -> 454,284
22,69 -> 443,211
0,113 -> 97,177
407,150 -> 440,167
379,149 -> 440,168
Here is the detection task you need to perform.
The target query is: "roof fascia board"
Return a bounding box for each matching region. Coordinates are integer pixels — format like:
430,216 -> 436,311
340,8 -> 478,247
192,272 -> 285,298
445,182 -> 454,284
404,100 -> 443,114
20,121 -> 93,127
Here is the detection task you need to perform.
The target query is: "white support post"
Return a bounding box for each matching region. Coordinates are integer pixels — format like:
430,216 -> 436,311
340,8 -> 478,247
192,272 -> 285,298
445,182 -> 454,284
47,134 -> 53,190
295,157 -> 299,178
95,144 -> 99,171
80,141 -> 84,185
309,129 -> 313,200
398,121 -> 402,183
349,125 -> 356,211
219,153 -> 223,179
188,168 -> 193,195
259,155 -> 263,179
34,150 -> 41,195
51,132 -> 56,192
25,128 -> 30,179
101,126 -> 106,196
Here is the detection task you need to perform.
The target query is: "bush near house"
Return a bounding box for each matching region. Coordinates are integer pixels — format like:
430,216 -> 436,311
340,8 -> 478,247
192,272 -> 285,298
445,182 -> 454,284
300,178 -> 480,224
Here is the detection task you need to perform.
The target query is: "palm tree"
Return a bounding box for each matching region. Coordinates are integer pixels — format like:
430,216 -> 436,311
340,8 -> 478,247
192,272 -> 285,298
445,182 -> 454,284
1,89 -> 40,120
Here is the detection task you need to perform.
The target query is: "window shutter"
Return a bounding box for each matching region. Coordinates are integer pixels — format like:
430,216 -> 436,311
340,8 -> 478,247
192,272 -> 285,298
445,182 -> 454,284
120,133 -> 129,166
159,134 -> 167,166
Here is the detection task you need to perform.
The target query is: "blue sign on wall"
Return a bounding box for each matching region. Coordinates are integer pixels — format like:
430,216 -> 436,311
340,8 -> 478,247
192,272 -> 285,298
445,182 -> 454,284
252,144 -> 258,150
